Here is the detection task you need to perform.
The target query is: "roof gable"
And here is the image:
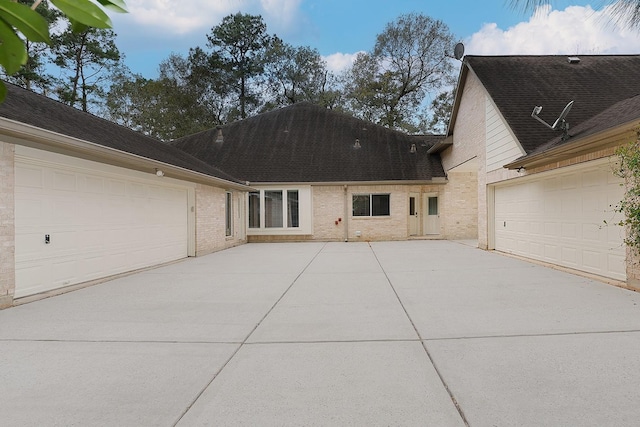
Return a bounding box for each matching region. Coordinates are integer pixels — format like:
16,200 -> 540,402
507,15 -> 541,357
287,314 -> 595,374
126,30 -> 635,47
172,102 -> 446,183
462,55 -> 640,154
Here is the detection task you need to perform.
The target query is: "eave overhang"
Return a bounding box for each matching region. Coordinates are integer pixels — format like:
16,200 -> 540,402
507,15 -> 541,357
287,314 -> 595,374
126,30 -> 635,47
0,117 -> 254,192
247,178 -> 448,186
427,136 -> 453,154
504,120 -> 640,170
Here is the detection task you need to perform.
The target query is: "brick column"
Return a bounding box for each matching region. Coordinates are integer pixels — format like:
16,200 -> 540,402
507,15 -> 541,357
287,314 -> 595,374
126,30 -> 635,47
0,141 -> 15,308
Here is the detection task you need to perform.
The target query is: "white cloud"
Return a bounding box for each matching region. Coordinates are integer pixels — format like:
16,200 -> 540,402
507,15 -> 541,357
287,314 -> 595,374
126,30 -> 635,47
260,0 -> 303,32
119,0 -> 304,36
323,52 -> 363,73
465,5 -> 640,55
122,0 -> 248,35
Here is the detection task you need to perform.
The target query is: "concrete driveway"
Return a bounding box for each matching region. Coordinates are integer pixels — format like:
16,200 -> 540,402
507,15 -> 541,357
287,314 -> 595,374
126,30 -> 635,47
2,241 -> 640,426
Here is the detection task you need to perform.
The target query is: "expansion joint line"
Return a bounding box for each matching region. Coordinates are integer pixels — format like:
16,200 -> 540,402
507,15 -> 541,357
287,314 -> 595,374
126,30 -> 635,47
171,242 -> 328,427
368,242 -> 471,427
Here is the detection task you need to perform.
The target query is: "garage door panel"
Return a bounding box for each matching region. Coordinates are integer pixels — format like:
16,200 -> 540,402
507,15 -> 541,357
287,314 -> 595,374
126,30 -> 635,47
562,223 -> 577,238
15,153 -> 190,298
582,223 -> 601,242
582,169 -> 603,187
544,222 -> 560,236
561,247 -> 578,266
530,241 -> 543,258
494,163 -> 625,281
544,244 -> 559,261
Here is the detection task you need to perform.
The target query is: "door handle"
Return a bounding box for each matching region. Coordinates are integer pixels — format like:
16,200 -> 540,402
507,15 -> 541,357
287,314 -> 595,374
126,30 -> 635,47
45,234 -> 50,244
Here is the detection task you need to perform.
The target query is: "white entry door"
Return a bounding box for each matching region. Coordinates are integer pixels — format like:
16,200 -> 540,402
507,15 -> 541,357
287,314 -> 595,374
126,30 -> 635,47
14,147 -> 191,298
409,193 -> 419,236
424,194 -> 439,235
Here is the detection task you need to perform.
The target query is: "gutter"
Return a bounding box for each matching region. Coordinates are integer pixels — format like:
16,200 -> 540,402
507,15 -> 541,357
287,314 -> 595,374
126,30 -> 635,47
0,117 -> 254,192
249,178 -> 448,186
504,122 -> 639,170
427,136 -> 453,154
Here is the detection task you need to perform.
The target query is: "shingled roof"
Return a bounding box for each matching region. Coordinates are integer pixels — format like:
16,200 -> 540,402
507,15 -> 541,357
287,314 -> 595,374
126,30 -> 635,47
0,83 -> 244,185
171,102 -> 446,183
459,55 -> 640,154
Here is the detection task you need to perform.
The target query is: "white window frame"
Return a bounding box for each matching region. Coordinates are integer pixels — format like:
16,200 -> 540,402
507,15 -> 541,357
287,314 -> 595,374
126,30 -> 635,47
225,191 -> 233,237
247,186 -> 312,235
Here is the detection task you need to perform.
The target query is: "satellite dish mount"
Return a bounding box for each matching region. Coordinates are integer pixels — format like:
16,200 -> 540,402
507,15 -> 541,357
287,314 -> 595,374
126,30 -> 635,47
531,100 -> 574,141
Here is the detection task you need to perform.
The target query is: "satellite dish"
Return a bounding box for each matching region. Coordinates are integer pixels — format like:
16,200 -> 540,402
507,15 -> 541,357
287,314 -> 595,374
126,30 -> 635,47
531,100 -> 574,140
551,100 -> 574,130
454,43 -> 465,60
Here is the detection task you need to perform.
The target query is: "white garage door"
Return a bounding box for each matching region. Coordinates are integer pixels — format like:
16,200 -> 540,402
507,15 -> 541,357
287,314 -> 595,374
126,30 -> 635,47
14,147 -> 190,298
494,161 -> 625,281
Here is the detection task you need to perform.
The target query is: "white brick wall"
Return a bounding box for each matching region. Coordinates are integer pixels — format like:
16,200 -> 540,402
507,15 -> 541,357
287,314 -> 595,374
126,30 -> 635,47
195,184 -> 246,255
312,184 -> 446,241
442,171 -> 478,239
0,141 -> 15,308
313,185 -> 346,240
442,70 -> 487,245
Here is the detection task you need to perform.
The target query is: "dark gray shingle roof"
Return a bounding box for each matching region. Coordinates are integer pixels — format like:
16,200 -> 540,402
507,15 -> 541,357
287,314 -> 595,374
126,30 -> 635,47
529,93 -> 640,156
172,102 -> 446,183
465,55 -> 640,154
0,83 -> 243,184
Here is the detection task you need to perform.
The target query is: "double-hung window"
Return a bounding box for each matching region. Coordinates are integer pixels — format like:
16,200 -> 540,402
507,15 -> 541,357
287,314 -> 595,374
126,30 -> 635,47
352,194 -> 390,216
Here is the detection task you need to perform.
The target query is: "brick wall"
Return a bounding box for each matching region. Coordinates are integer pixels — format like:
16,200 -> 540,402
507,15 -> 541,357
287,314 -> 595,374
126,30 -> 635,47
312,185 -> 346,240
0,141 -> 15,308
442,171 -> 478,239
195,184 -> 246,255
312,184 -> 445,241
442,71 -> 487,246
346,185 -> 409,241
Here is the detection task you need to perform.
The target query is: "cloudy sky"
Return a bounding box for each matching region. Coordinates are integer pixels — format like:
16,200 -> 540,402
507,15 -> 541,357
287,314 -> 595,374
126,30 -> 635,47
109,0 -> 640,77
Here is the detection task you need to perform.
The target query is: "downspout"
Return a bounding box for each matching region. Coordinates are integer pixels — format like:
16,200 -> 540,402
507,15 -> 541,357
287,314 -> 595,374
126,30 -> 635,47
343,184 -> 349,242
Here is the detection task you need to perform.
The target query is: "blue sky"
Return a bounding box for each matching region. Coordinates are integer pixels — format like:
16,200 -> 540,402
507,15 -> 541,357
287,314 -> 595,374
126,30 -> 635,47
110,0 -> 640,77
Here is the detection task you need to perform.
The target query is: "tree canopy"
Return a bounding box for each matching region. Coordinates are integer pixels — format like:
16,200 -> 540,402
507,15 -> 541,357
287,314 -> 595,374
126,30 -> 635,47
3,6 -> 458,139
341,13 -> 456,133
0,0 -> 127,101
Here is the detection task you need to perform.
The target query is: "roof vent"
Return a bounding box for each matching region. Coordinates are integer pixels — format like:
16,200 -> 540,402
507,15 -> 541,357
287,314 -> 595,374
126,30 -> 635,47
214,127 -> 224,144
567,56 -> 580,64
354,139 -> 361,149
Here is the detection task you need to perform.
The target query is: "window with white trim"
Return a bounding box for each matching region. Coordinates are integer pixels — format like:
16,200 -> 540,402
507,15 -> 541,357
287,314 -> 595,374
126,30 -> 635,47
353,194 -> 390,216
249,189 -> 300,229
225,191 -> 233,236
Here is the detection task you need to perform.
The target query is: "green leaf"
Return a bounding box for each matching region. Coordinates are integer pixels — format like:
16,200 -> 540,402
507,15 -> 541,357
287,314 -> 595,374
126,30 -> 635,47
50,0 -> 112,29
96,0 -> 128,13
69,17 -> 89,33
0,19 -> 27,75
0,81 -> 6,103
0,1 -> 51,43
